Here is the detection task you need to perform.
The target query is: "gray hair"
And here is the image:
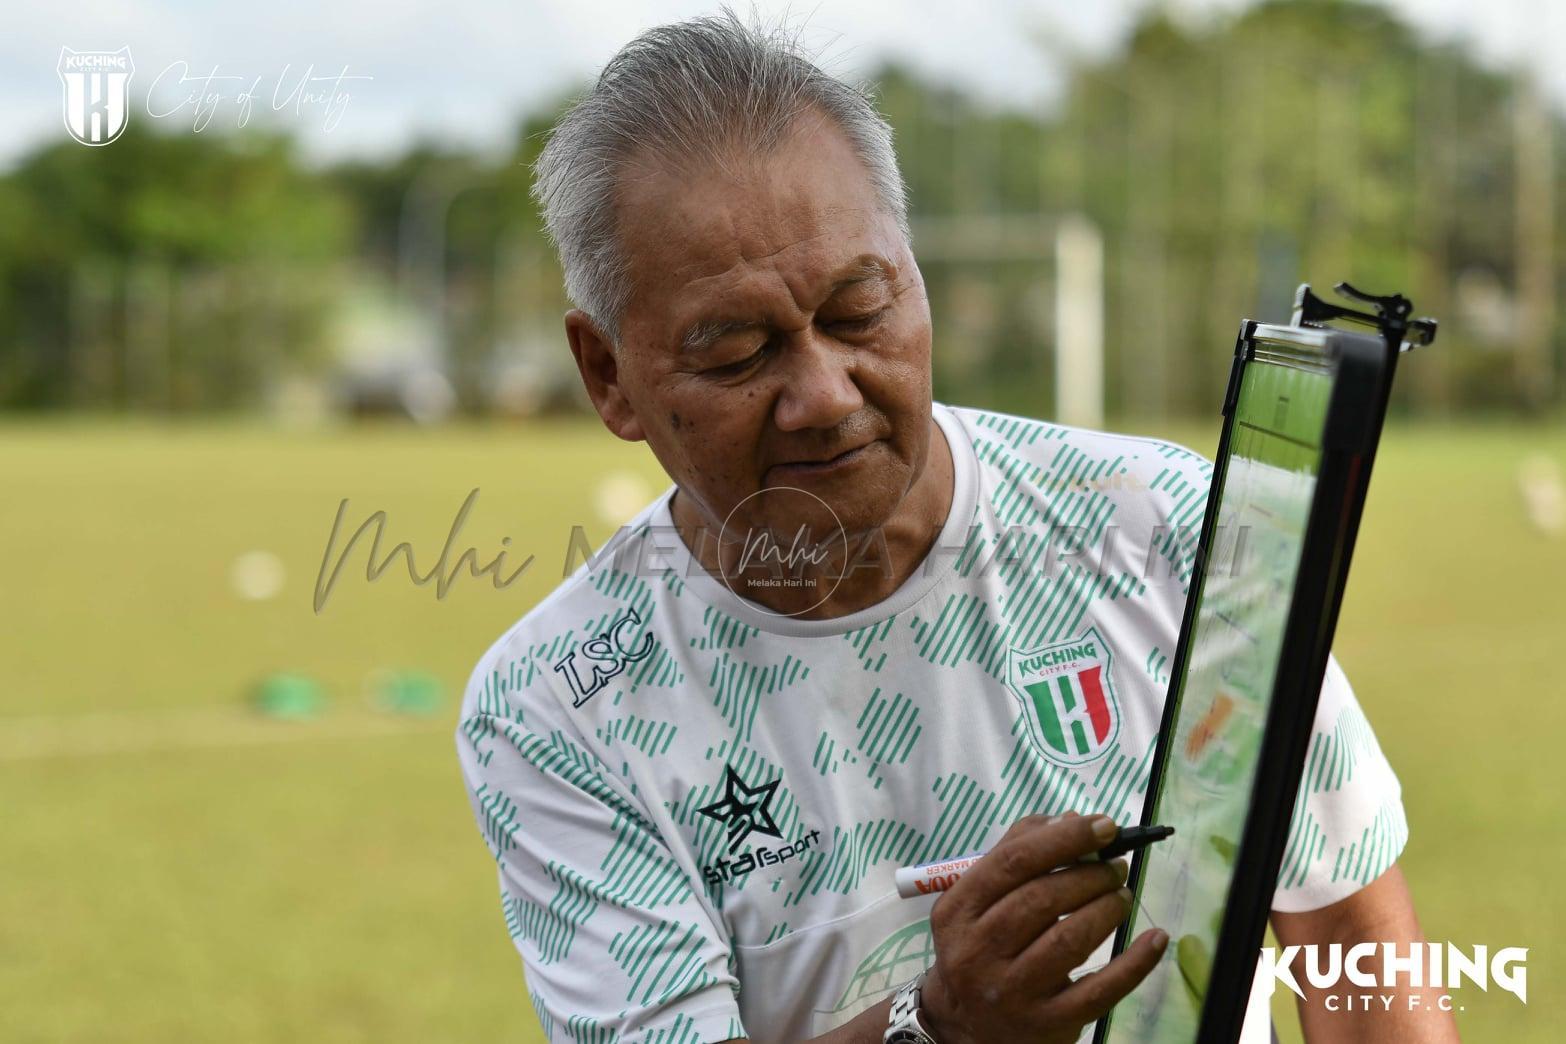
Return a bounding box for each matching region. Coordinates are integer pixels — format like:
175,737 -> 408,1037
530,6 -> 911,345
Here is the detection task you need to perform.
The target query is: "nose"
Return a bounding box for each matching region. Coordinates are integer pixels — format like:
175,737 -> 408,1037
772,333 -> 863,433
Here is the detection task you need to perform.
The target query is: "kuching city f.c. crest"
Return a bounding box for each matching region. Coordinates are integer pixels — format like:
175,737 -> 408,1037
1006,627 -> 1121,765
57,48 -> 134,146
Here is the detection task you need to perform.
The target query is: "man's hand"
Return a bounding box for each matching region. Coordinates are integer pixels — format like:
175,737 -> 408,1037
917,813 -> 1169,1044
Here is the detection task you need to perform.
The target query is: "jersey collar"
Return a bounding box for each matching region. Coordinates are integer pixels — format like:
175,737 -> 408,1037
651,401 -> 980,637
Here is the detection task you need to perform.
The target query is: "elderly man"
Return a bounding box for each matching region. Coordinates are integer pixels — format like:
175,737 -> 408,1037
456,11 -> 1453,1044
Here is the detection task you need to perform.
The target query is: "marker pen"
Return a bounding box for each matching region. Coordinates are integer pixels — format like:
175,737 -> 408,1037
894,824 -> 1174,899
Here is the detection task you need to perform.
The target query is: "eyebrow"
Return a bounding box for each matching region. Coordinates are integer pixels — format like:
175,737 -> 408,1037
678,255 -> 895,355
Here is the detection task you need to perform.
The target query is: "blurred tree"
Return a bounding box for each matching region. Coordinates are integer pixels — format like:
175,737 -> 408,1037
1043,0 -> 1552,414
0,123 -> 350,410
1,0 -> 1559,417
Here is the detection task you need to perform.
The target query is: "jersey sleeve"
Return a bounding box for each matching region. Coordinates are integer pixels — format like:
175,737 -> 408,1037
455,639 -> 746,1043
1270,653 -> 1408,912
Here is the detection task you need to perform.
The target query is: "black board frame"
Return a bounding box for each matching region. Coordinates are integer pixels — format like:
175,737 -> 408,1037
1093,316 -> 1400,1044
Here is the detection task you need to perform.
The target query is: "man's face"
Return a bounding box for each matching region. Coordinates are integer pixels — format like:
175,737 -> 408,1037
586,109 -> 934,547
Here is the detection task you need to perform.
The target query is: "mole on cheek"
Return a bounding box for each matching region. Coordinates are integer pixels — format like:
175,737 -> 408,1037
671,411 -> 681,430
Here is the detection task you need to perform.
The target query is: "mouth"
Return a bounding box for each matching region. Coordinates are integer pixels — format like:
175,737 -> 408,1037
766,441 -> 877,482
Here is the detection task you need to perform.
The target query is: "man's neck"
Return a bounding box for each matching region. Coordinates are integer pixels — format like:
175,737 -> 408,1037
671,414 -> 956,621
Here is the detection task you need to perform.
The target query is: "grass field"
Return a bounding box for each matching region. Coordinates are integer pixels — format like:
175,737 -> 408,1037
2,414 -> 1562,1042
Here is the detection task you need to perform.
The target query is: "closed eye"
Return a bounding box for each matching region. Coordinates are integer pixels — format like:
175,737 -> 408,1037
705,341 -> 773,378
825,308 -> 887,335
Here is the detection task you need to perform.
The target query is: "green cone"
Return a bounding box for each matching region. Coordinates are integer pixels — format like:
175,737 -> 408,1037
252,673 -> 327,720
368,670 -> 444,716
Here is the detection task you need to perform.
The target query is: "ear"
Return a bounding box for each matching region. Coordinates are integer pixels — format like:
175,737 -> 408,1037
564,309 -> 645,443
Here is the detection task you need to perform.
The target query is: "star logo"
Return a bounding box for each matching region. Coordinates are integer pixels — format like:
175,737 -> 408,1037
698,765 -> 784,853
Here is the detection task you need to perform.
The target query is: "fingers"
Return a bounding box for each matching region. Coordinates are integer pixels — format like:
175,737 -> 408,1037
939,813 -> 1119,920
921,813 -> 1166,1042
978,859 -> 1128,957
1011,885 -> 1136,991
1047,928 -> 1170,1025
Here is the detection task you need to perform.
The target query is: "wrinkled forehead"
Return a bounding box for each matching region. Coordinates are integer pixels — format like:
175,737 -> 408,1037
610,118 -> 895,329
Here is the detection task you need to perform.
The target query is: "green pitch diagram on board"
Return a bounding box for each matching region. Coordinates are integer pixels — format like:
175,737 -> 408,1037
1105,360 -> 1328,1043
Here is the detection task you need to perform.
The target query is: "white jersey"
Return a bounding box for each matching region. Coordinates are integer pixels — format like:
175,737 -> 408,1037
455,402 -> 1407,1044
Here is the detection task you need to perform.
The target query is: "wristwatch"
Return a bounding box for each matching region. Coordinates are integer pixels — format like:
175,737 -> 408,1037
883,970 -> 940,1043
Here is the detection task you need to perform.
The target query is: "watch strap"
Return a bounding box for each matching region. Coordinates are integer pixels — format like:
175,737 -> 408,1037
883,970 -> 940,1044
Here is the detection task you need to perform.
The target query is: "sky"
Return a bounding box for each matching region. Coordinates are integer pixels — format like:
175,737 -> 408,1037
7,0 -> 1564,170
